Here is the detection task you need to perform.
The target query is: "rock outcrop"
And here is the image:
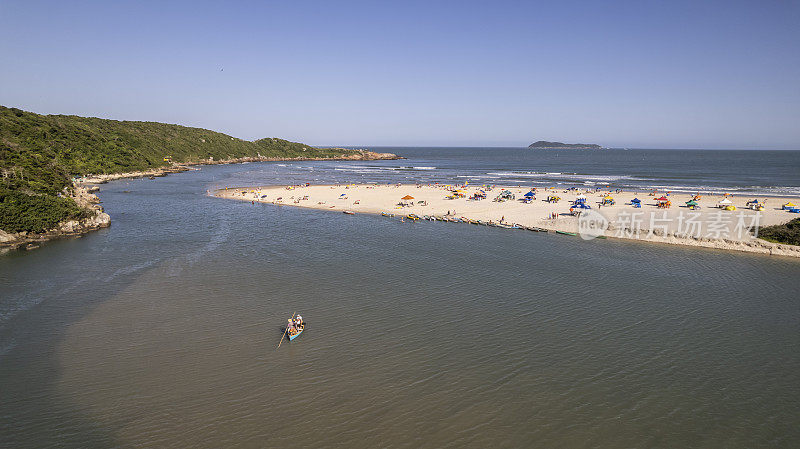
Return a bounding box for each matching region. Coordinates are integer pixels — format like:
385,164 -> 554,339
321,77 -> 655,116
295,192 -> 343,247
0,185 -> 110,251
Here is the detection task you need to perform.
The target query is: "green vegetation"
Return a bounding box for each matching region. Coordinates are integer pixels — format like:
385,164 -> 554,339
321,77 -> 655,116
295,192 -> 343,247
758,218 -> 800,246
0,105 -> 357,234
0,189 -> 87,233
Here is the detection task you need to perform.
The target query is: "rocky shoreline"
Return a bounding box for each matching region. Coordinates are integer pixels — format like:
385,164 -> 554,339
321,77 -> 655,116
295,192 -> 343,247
1,150 -> 401,252
0,184 -> 111,252
78,150 -> 402,184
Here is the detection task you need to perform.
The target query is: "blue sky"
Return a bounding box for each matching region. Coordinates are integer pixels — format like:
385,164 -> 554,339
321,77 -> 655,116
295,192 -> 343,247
1,0 -> 798,149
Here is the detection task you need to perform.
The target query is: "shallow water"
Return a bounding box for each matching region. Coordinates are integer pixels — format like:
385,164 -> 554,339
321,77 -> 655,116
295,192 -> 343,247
1,150 -> 800,447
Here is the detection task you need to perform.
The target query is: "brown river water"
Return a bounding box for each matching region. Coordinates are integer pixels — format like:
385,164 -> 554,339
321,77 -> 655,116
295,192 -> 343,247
2,156 -> 799,448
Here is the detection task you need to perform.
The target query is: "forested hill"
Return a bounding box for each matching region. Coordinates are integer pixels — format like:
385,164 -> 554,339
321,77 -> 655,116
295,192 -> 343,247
0,105 -> 364,235
0,105 -> 361,196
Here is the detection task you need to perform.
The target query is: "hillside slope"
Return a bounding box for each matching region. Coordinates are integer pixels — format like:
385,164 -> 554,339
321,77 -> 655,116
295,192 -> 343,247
0,105 -> 375,236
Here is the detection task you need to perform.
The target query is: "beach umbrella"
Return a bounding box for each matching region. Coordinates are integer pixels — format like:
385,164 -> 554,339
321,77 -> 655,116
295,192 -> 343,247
631,198 -> 641,203
340,193 -> 346,197
401,195 -> 415,200
576,194 -> 587,200
686,200 -> 698,206
718,198 -> 732,205
655,196 -> 668,201
524,191 -> 535,197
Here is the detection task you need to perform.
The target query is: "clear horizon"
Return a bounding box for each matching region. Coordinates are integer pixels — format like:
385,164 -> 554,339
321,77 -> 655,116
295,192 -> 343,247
1,0 -> 799,150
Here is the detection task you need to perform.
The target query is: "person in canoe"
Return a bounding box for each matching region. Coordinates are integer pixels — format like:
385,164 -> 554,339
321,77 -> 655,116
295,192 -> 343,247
287,315 -> 304,338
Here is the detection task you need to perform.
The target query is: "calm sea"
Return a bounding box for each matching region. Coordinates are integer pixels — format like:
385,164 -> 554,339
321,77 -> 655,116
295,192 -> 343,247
1,148 -> 799,448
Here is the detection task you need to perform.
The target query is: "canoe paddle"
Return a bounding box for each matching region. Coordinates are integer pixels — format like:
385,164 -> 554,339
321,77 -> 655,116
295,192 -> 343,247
276,311 -> 296,349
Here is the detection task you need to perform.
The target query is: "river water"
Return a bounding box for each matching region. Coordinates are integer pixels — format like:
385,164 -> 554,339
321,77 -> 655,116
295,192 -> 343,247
1,148 -> 799,447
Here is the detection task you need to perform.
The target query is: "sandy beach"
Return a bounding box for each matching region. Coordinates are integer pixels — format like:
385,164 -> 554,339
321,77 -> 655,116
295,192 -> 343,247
216,183 -> 800,258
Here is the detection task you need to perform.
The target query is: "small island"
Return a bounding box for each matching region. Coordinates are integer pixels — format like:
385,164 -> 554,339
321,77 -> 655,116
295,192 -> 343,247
529,141 -> 602,149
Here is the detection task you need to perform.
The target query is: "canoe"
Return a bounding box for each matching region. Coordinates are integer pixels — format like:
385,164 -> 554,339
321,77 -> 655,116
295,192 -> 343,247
288,325 -> 304,341
555,231 -> 577,236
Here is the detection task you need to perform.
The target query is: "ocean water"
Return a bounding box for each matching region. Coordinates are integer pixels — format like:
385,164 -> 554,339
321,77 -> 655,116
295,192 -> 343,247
1,148 -> 799,447
254,147 -> 800,197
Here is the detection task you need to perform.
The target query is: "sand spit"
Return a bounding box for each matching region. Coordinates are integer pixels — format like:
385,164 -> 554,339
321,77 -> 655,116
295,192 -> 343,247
217,183 -> 800,258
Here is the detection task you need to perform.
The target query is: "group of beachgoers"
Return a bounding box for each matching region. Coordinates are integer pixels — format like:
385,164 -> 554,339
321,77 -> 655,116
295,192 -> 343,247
287,315 -> 304,336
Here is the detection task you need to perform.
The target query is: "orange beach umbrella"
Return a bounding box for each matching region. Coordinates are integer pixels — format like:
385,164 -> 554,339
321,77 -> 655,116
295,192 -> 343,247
401,195 -> 415,200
